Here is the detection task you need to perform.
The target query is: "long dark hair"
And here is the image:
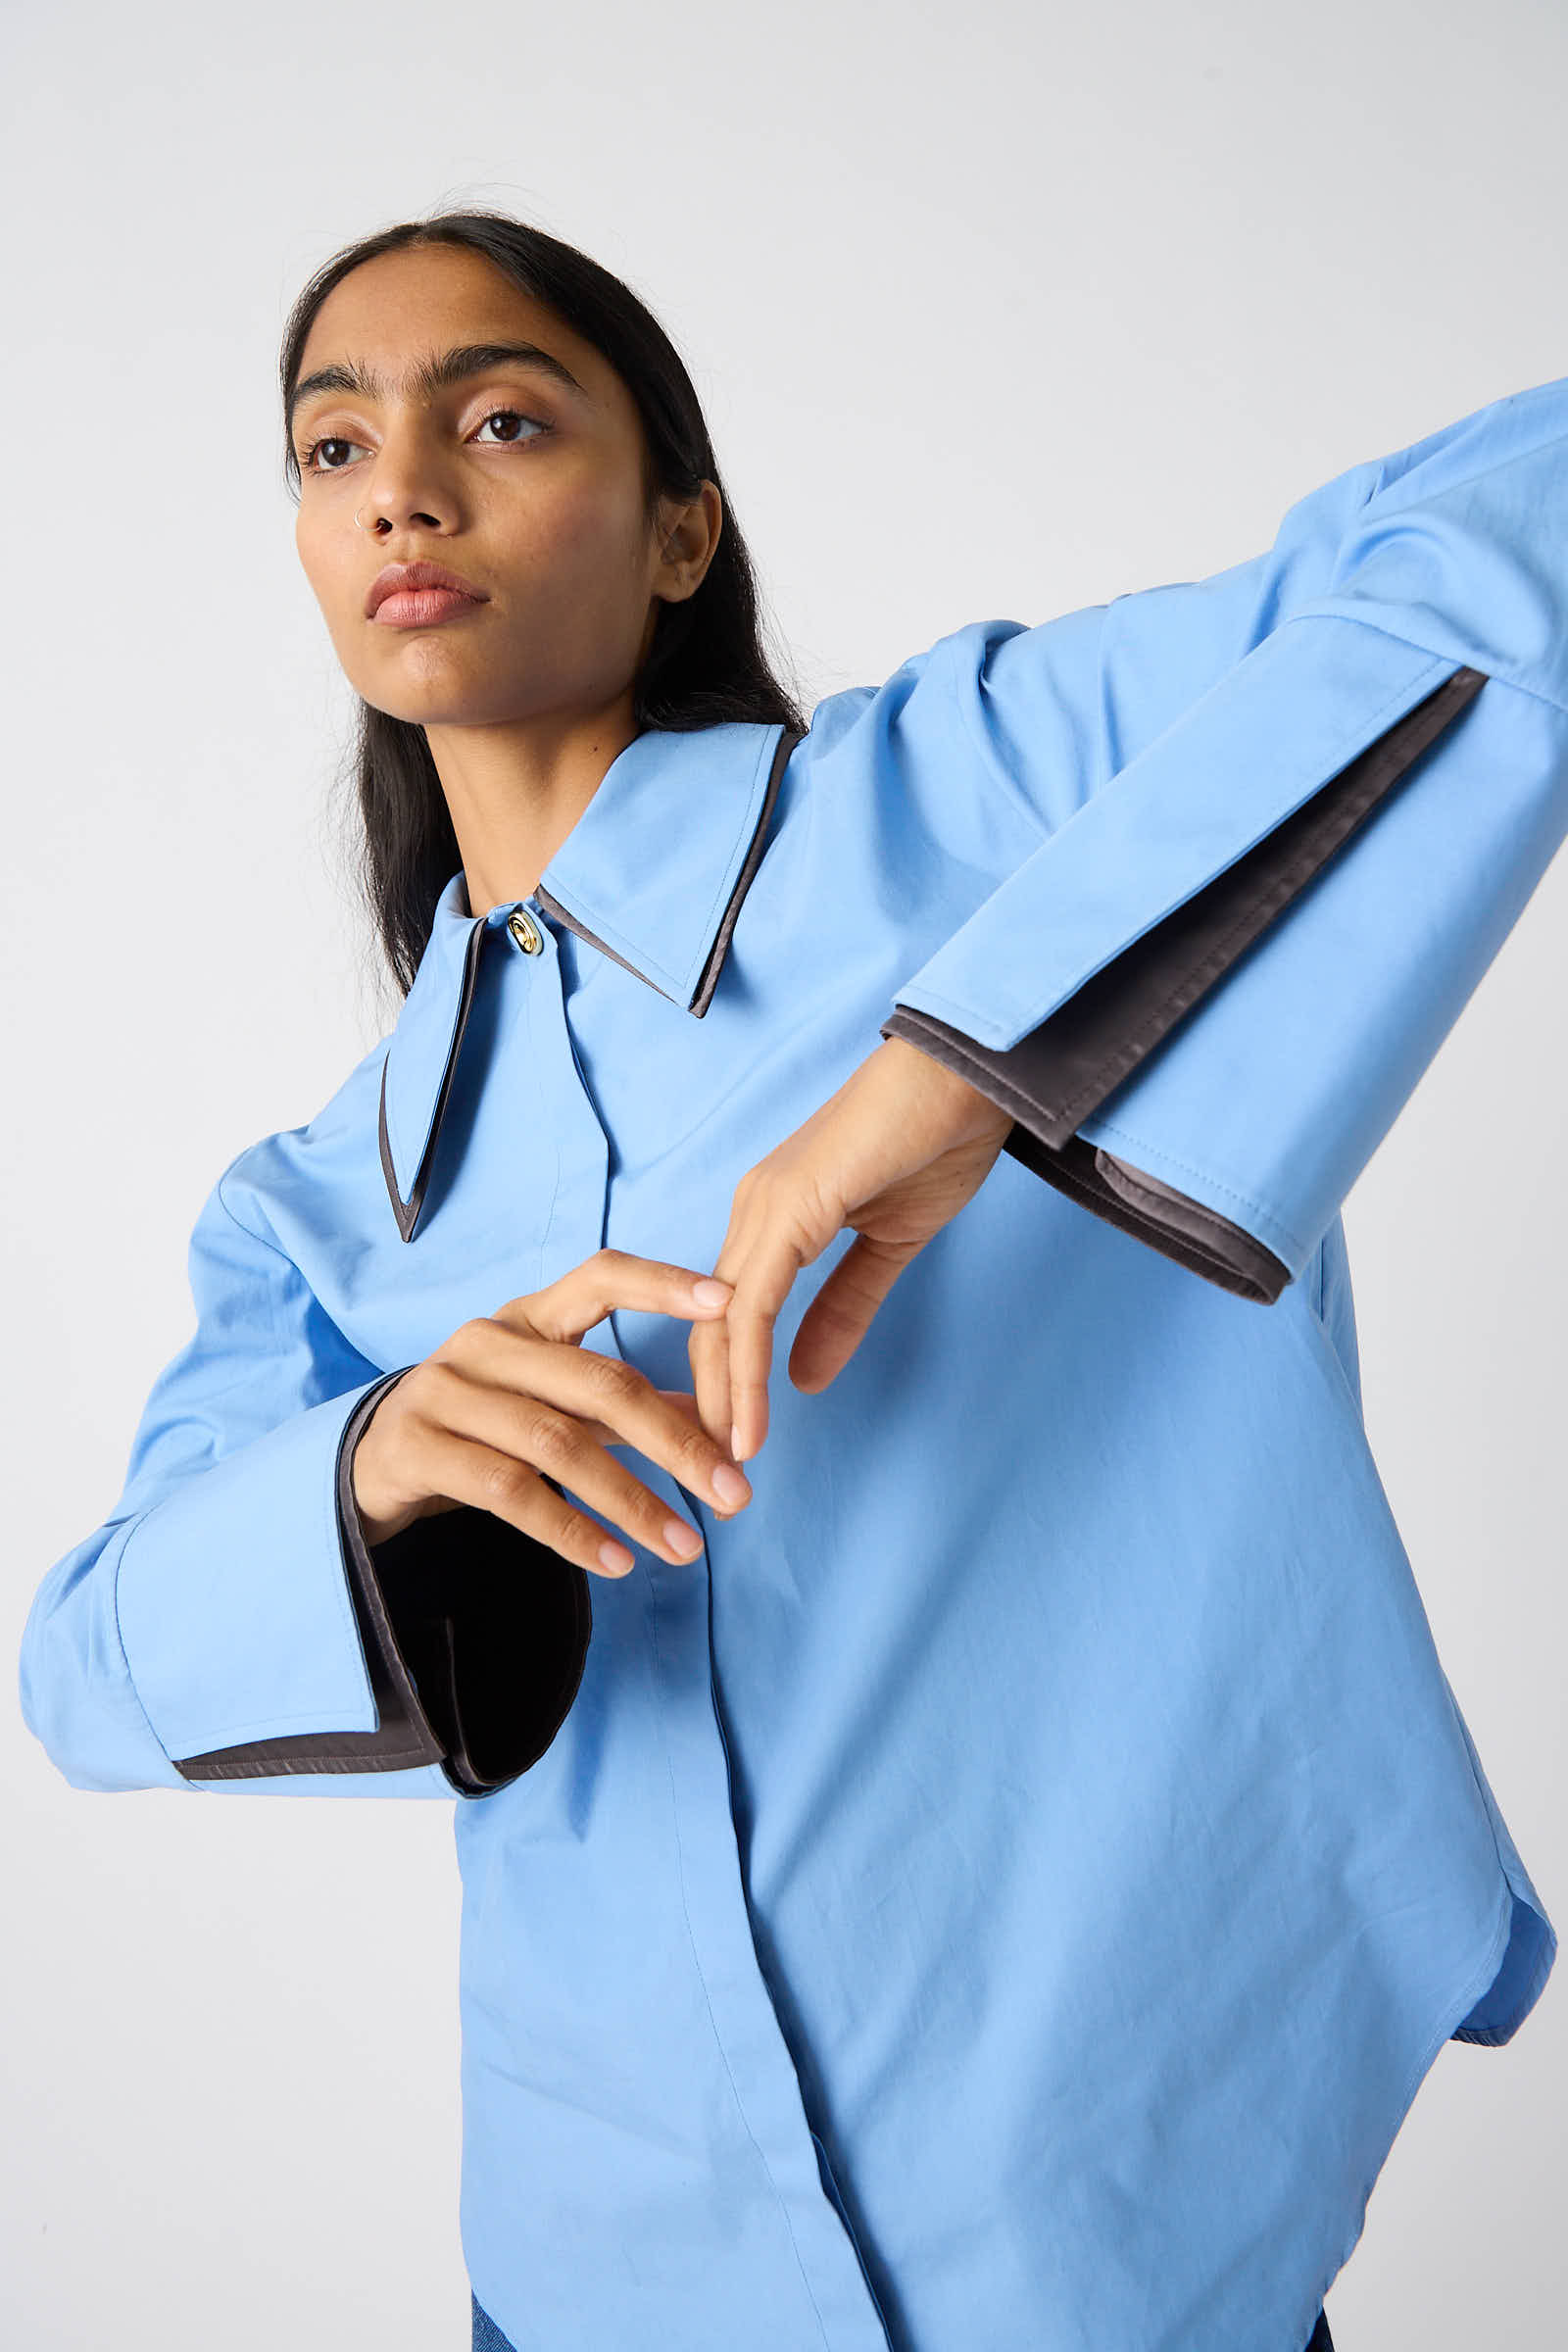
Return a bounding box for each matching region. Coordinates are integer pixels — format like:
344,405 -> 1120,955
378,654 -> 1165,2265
278,208 -> 808,998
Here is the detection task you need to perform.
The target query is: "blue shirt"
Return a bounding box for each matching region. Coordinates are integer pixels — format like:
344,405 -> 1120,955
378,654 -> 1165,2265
20,372 -> 1565,2352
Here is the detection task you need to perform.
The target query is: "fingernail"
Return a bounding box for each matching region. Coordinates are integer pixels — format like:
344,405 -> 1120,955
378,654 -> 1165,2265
692,1278 -> 731,1306
711,1461 -> 751,1506
665,1517 -> 703,1557
730,1424 -> 746,1463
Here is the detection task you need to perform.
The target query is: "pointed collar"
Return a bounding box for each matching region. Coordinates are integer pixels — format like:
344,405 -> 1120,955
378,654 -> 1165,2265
378,717 -> 802,1242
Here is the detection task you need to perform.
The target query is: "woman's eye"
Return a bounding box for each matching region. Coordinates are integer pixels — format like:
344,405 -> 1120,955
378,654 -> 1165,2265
299,408 -> 549,473
300,434 -> 365,473
472,408 -> 549,446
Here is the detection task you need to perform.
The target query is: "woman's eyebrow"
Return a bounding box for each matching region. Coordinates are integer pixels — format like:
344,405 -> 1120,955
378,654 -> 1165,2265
288,339 -> 590,435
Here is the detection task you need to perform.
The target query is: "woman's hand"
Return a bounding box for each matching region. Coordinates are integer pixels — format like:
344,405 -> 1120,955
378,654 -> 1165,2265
349,1250 -> 756,1579
689,1035 -> 1015,1463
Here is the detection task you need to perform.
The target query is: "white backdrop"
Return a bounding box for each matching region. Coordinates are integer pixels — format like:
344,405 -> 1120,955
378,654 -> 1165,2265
3,2 -> 1564,2345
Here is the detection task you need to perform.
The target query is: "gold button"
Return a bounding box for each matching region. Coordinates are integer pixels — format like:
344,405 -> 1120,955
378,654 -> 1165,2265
507,908 -> 543,955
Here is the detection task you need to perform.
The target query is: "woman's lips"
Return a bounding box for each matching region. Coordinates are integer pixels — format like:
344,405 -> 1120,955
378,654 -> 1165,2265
370,587 -> 487,627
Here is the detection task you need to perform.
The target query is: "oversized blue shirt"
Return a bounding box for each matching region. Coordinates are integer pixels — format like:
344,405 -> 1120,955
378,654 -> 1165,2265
20,373 -> 1567,2352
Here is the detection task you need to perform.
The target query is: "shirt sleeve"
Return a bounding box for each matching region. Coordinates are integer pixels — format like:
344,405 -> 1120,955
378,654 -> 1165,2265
880,374 -> 1568,1300
18,1158 -> 592,1798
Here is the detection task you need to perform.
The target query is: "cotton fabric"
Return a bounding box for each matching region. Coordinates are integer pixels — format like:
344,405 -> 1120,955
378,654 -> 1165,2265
21,374 -> 1567,2352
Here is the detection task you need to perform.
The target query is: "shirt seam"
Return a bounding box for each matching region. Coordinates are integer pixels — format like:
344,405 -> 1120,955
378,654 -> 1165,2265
1295,611 -> 1568,718
1085,1109 -> 1311,1260
106,1514 -> 182,1773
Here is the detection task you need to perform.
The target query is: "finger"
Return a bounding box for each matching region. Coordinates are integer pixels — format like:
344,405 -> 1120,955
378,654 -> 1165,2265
444,1333 -> 752,1528
422,1364 -> 710,1561
789,1232 -> 921,1394
652,1388 -> 751,1517
494,1250 -> 735,1348
686,1280 -> 734,1452
725,1233 -> 809,1463
396,1423 -> 660,1581
416,1359 -> 712,1566
604,1387 -> 708,1442
687,1195 -> 761,1452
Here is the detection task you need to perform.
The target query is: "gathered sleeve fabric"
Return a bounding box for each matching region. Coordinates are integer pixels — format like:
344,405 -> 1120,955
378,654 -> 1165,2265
17,1159 -> 590,1798
881,377 -> 1568,1299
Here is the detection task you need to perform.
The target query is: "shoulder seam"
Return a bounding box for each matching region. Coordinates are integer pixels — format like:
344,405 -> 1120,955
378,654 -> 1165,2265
215,1152 -> 295,1267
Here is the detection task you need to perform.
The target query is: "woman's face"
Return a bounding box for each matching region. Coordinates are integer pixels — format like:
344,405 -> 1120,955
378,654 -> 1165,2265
290,242 -> 716,729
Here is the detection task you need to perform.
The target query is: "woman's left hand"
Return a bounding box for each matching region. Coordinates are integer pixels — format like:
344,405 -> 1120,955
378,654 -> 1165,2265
687,1035 -> 1015,1473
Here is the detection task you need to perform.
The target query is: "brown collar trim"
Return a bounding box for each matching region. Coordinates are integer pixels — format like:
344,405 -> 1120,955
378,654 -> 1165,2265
379,911 -> 488,1246
380,723 -> 805,1242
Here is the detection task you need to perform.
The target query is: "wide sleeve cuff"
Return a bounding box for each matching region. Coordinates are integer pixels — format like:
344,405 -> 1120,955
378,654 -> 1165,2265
120,1365 -> 591,1797
882,616 -> 1544,1300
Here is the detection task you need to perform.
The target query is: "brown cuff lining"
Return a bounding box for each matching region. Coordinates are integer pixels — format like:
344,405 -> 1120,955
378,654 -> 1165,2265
364,1482 -> 593,1796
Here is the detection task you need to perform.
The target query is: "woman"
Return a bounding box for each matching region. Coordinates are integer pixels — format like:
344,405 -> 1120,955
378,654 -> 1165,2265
20,209 -> 1564,2352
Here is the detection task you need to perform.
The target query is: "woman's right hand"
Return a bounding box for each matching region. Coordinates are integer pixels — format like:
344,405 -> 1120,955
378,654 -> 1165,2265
349,1249 -> 755,1578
